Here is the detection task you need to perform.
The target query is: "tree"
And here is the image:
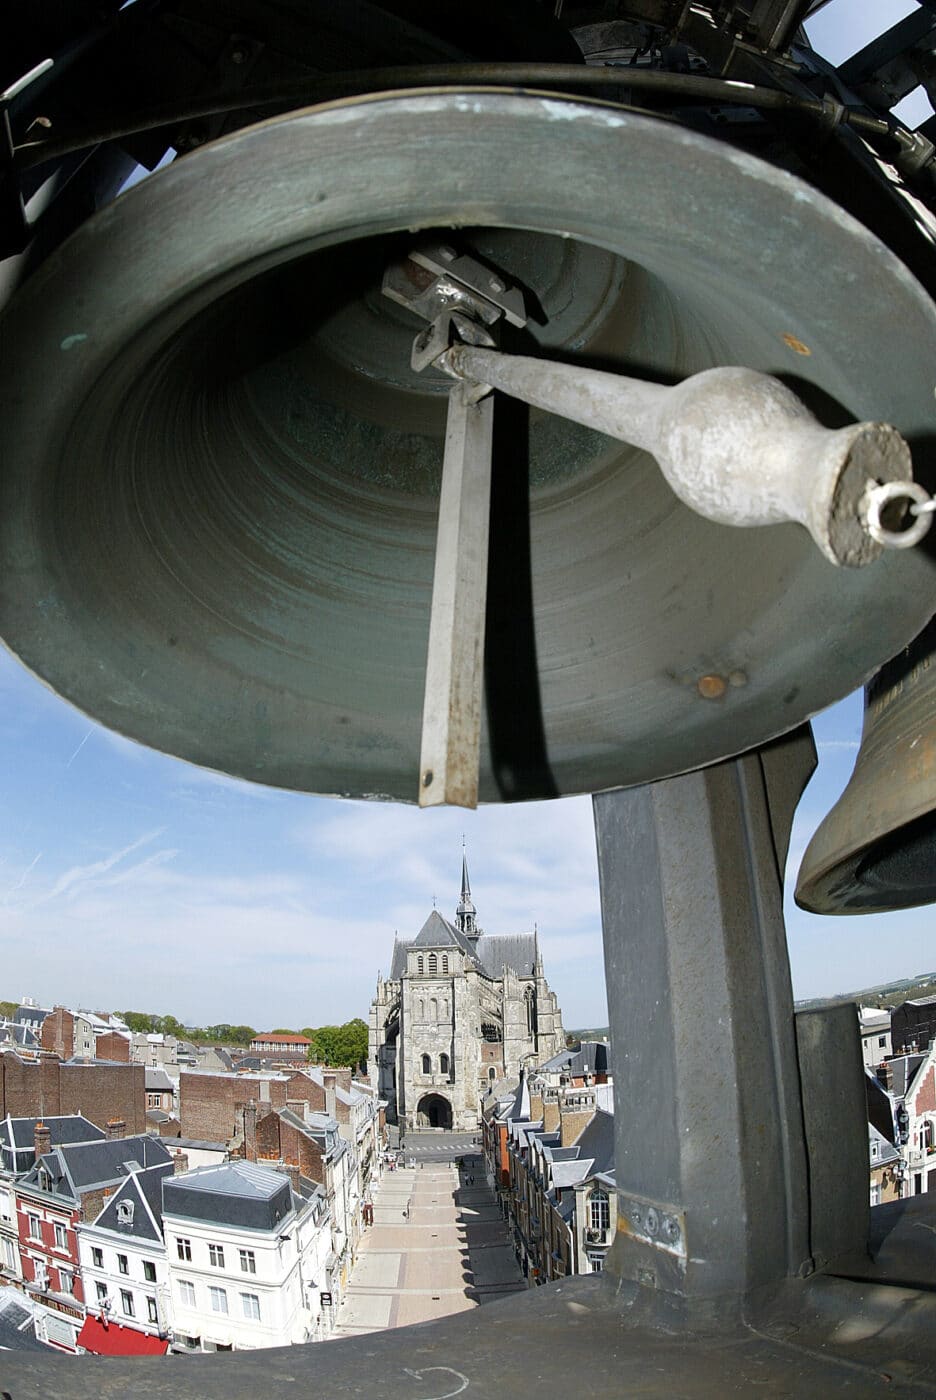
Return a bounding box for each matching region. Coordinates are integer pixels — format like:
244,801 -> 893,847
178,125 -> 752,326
305,1018 -> 368,1069
0,1000 -> 18,1019
123,1011 -> 160,1033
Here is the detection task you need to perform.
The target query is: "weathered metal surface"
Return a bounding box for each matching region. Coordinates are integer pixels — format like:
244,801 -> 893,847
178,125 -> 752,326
594,728 -> 816,1305
794,1004 -> 871,1275
3,1271 -> 936,1396
418,380 -> 494,809
0,92 -> 934,800
441,348 -> 924,566
796,616 -> 936,914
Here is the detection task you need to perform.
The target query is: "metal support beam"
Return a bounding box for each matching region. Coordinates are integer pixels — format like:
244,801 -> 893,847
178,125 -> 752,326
594,729 -> 819,1310
418,380 -> 494,808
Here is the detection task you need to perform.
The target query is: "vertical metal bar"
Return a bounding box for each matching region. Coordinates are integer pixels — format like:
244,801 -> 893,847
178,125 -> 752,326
418,380 -> 494,808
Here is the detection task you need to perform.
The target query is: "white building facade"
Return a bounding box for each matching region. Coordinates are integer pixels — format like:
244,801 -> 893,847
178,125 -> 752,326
76,1162 -> 173,1352
163,1160 -> 328,1351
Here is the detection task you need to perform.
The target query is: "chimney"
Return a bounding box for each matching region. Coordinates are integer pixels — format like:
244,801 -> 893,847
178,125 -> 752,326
243,1099 -> 258,1163
282,1161 -> 301,1195
105,1118 -> 126,1141
172,1149 -> 189,1175
34,1121 -> 51,1160
543,1090 -> 560,1135
323,1071 -> 337,1120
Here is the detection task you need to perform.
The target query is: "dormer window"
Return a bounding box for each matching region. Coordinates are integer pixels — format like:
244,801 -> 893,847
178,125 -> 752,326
116,1200 -> 135,1225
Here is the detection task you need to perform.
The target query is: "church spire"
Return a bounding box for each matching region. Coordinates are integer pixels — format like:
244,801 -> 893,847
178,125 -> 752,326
455,845 -> 478,939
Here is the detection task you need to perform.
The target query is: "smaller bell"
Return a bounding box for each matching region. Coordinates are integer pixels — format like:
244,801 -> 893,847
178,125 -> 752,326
795,616 -> 936,915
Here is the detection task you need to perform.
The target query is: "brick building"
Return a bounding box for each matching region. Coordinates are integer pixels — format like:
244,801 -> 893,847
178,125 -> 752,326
40,1009 -> 131,1063
892,995 -> 936,1056
179,1066 -> 352,1144
0,1053 -> 145,1133
15,1126 -> 171,1350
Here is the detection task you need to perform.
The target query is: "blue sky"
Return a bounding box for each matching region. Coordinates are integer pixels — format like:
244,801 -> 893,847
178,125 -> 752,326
0,0 -> 933,1033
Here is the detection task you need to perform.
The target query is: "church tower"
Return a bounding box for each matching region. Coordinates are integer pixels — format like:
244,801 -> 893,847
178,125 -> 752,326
455,848 -> 479,940
370,851 -> 564,1131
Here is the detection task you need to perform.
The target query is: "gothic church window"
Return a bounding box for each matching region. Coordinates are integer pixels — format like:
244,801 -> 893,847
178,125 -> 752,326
525,986 -> 538,1037
422,1054 -> 431,1074
417,956 -> 424,974
440,1053 -> 449,1074
428,953 -> 438,974
418,999 -> 425,1021
430,998 -> 438,1021
442,955 -> 449,974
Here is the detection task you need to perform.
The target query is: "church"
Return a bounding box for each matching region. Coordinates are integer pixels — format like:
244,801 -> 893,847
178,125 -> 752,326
368,858 -> 565,1132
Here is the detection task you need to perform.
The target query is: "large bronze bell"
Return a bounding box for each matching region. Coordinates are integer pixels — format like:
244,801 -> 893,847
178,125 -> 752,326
1,91 -> 935,802
796,617 -> 936,914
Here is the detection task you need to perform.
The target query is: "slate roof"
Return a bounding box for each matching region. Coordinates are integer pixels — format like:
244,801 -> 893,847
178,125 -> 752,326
21,1135 -> 172,1203
0,1298 -> 46,1352
0,1019 -> 38,1049
0,1115 -> 105,1176
145,1067 -> 174,1092
163,1161 -> 294,1231
890,1054 -> 925,1098
537,1041 -> 612,1078
551,1160 -> 591,1188
13,1006 -> 50,1029
412,911 -> 462,948
90,1162 -> 174,1242
571,1109 -> 615,1175
390,911 -> 537,982
869,1125 -> 900,1168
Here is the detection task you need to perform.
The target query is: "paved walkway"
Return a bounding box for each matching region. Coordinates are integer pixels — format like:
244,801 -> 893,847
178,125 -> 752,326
332,1160 -> 525,1338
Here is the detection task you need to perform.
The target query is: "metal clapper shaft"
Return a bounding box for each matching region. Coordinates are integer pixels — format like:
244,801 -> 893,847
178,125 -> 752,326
383,245 -> 526,810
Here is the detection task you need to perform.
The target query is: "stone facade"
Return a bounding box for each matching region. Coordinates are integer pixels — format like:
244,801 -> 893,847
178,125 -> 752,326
368,860 -> 564,1133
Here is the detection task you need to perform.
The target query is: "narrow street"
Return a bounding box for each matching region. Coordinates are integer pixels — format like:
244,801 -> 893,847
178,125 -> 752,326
332,1153 -> 525,1338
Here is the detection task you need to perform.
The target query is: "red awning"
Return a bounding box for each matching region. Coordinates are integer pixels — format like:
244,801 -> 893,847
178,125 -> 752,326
76,1315 -> 169,1356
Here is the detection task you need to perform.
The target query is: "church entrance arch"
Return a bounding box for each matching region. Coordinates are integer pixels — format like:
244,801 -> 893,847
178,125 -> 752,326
416,1094 -> 452,1129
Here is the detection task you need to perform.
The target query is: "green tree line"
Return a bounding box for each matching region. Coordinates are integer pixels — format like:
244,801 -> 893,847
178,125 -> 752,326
2,1001 -> 368,1066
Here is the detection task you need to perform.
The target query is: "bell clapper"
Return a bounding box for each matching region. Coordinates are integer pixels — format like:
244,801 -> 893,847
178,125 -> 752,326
386,240 -> 930,809
382,245 -> 528,810
438,347 -> 926,569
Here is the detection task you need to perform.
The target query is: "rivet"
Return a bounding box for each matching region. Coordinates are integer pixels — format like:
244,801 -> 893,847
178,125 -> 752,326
422,770 -> 434,787
697,674 -> 727,700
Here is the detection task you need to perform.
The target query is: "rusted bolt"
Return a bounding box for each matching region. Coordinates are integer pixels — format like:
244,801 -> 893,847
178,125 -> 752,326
697,673 -> 727,700
422,769 -> 434,788
781,332 -> 811,356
